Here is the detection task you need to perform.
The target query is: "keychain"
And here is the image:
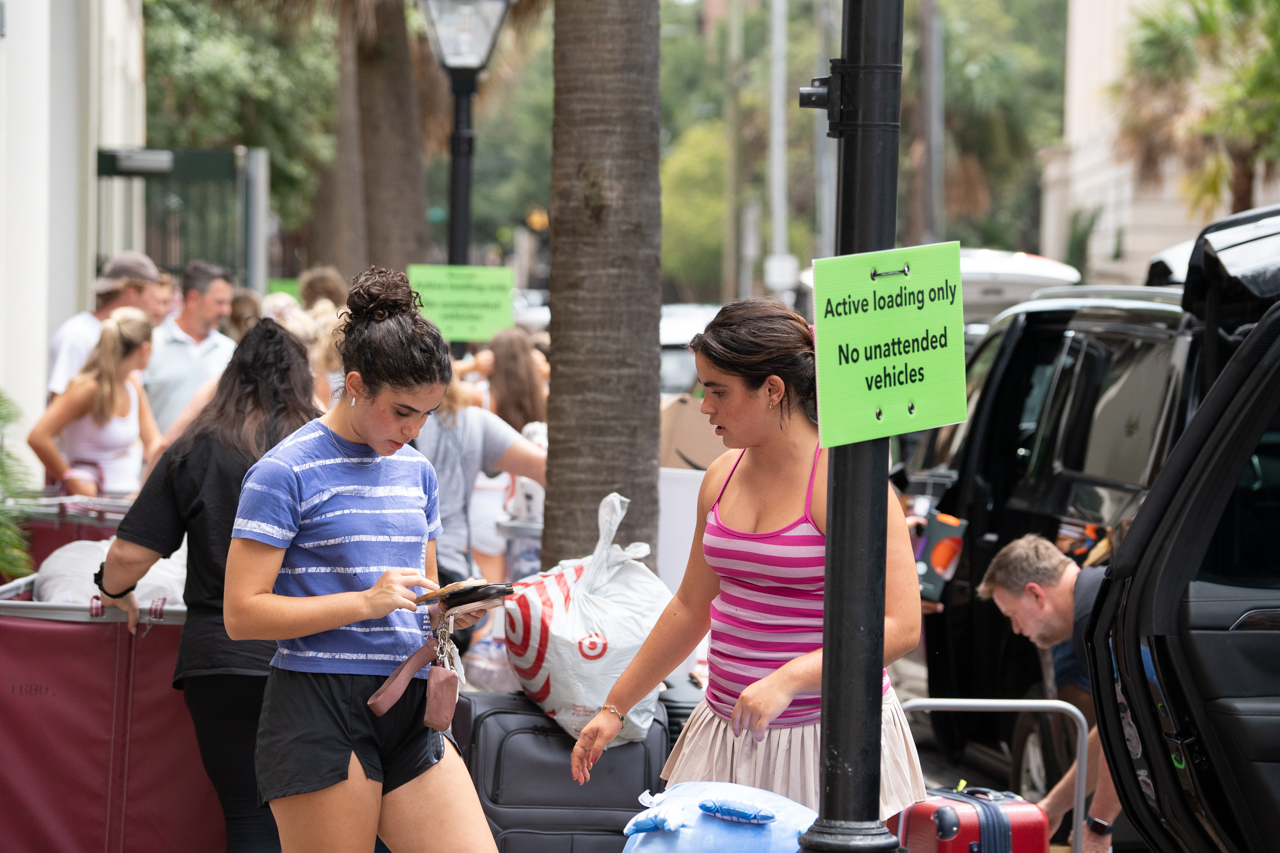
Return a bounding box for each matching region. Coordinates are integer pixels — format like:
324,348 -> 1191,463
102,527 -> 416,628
435,613 -> 467,685
422,612 -> 461,730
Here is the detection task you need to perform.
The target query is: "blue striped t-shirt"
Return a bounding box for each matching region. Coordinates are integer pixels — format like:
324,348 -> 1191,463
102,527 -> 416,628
232,419 -> 442,677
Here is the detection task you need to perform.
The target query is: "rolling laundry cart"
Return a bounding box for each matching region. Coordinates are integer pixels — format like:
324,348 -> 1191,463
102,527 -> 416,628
12,496 -> 131,569
0,574 -> 224,853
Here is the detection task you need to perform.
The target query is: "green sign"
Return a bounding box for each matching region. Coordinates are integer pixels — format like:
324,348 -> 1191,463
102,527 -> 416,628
267,278 -> 299,300
813,242 -> 967,447
406,265 -> 514,342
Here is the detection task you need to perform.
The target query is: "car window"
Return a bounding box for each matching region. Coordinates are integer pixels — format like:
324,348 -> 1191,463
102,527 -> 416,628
1018,363 -> 1056,443
1058,337 -> 1173,486
1012,331 -> 1080,484
1198,407 -> 1280,589
660,347 -> 699,394
907,329 -> 1005,474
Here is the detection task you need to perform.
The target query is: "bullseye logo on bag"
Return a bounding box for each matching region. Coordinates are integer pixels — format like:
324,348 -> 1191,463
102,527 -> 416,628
577,633 -> 608,660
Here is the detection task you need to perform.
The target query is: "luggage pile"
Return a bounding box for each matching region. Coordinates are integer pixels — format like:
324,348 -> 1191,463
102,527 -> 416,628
454,691 -> 669,852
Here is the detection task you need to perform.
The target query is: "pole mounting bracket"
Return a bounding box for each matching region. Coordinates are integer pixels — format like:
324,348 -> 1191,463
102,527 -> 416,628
799,61 -> 903,140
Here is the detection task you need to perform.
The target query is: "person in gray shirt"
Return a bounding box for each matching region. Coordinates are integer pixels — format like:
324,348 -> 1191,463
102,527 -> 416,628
143,260 -> 236,433
414,378 -> 546,588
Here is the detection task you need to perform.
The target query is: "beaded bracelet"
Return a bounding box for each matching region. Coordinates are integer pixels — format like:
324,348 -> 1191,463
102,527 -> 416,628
597,703 -> 626,724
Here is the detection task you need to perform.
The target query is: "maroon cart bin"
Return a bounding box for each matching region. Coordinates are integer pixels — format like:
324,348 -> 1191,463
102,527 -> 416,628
0,576 -> 224,853
14,496 -> 131,570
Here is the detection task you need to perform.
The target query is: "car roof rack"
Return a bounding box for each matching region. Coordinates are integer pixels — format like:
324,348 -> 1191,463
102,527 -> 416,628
1030,285 -> 1184,306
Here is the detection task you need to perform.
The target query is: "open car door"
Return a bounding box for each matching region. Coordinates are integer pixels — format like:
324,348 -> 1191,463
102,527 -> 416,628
1089,298 -> 1280,853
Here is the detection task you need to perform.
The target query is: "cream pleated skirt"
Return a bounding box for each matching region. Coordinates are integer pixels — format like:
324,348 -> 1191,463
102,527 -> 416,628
660,686 -> 927,819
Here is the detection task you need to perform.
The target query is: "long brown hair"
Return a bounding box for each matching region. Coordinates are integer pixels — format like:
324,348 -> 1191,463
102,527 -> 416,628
432,377 -> 472,429
77,307 -> 152,426
169,319 -> 319,464
489,328 -> 547,432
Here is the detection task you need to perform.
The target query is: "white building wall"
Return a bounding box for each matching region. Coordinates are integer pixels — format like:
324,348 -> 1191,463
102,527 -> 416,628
49,0 -> 85,339
1,0 -> 55,478
0,0 -> 145,480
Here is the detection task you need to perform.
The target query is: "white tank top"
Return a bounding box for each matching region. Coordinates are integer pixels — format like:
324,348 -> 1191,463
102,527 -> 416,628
60,380 -> 143,495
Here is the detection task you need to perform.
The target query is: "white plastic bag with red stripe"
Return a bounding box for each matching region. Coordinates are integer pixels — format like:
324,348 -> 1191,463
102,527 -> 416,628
505,493 -> 672,743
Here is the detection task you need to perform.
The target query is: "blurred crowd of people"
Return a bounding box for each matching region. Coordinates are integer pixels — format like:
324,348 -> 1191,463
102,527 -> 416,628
29,253 -> 552,849
28,252 -> 551,549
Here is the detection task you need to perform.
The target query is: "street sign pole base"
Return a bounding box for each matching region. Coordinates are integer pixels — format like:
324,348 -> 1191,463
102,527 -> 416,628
798,818 -> 902,851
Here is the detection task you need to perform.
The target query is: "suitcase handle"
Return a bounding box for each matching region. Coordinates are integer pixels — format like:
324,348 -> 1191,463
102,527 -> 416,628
901,697 -> 1088,853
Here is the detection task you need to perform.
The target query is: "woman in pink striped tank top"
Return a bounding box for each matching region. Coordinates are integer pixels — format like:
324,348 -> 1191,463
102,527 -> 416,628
571,300 -> 926,817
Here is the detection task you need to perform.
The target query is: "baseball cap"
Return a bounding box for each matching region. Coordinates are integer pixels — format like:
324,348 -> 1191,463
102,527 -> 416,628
93,251 -> 161,294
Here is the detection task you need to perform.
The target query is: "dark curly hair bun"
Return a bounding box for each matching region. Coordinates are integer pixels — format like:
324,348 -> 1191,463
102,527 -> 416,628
345,268 -> 423,323
338,267 -> 452,395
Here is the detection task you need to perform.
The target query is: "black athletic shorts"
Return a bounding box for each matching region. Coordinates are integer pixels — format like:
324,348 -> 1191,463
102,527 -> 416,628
255,667 -> 449,805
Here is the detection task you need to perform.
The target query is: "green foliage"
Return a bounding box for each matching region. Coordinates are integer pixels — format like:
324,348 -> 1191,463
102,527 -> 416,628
1115,0 -> 1280,213
0,391 -> 32,580
453,0 -> 1067,297
661,122 -> 727,300
467,17 -> 556,253
900,0 -> 1068,251
144,0 -> 338,230
1066,207 -> 1101,283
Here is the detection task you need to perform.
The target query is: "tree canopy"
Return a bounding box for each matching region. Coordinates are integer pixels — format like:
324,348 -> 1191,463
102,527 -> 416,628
144,0 -> 338,230
1114,0 -> 1280,215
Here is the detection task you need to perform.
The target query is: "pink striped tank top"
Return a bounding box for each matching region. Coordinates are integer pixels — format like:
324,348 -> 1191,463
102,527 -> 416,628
703,444 -> 890,728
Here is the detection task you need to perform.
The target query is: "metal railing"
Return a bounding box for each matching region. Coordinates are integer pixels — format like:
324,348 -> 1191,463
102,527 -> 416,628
900,697 -> 1089,853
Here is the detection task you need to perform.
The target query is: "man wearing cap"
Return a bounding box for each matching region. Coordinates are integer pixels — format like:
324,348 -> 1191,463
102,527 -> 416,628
142,259 -> 236,434
47,251 -> 170,399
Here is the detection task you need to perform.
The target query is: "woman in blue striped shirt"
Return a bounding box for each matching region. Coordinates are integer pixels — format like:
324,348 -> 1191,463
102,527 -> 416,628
225,269 -> 494,853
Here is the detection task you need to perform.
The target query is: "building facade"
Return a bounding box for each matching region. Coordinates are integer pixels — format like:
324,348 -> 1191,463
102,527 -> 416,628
1039,0 -> 1278,285
0,0 -> 145,474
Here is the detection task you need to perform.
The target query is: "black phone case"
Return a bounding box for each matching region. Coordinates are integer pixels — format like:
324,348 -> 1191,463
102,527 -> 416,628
441,583 -> 513,609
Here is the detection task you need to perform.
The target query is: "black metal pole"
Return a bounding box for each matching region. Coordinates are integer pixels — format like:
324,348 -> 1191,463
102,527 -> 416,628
798,0 -> 904,849
447,68 -> 478,267
447,68 -> 478,359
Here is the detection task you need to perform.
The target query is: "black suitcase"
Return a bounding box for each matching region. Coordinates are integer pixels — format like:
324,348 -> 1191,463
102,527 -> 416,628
657,672 -> 704,753
452,691 -> 669,853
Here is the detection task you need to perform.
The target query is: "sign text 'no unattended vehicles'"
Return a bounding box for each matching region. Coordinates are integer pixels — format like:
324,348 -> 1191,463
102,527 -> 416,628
814,242 -> 968,447
407,265 -> 514,343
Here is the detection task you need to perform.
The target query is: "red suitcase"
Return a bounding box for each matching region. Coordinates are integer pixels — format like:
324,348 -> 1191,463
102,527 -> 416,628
887,787 -> 1048,853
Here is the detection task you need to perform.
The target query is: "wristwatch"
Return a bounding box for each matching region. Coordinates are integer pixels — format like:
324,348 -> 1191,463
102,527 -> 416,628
1085,815 -> 1114,836
93,561 -> 137,599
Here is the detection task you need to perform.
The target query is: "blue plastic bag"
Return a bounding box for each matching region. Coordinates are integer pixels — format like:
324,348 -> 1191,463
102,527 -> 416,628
622,782 -> 816,853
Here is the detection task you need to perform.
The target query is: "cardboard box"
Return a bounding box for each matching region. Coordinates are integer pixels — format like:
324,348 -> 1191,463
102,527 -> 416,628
659,393 -> 725,471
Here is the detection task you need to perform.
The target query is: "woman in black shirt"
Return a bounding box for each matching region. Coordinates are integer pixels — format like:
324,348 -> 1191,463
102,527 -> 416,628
98,319 -> 318,852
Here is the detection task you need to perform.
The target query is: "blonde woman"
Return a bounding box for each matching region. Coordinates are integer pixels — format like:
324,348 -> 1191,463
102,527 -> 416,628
29,307 -> 162,497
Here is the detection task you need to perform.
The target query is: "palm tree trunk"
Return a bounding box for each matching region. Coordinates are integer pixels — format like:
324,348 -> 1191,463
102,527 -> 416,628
357,0 -> 430,270
543,0 -> 662,567
309,0 -> 370,277
1229,145 -> 1256,214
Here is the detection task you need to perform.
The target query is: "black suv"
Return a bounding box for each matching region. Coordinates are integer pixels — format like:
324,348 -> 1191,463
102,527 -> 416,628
902,283 -> 1194,780
900,205 -> 1280,818
1091,207 -> 1280,853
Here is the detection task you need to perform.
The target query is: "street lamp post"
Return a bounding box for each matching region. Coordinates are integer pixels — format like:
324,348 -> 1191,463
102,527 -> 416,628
447,68 -> 479,268
418,0 -> 511,268
798,0 -> 905,850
